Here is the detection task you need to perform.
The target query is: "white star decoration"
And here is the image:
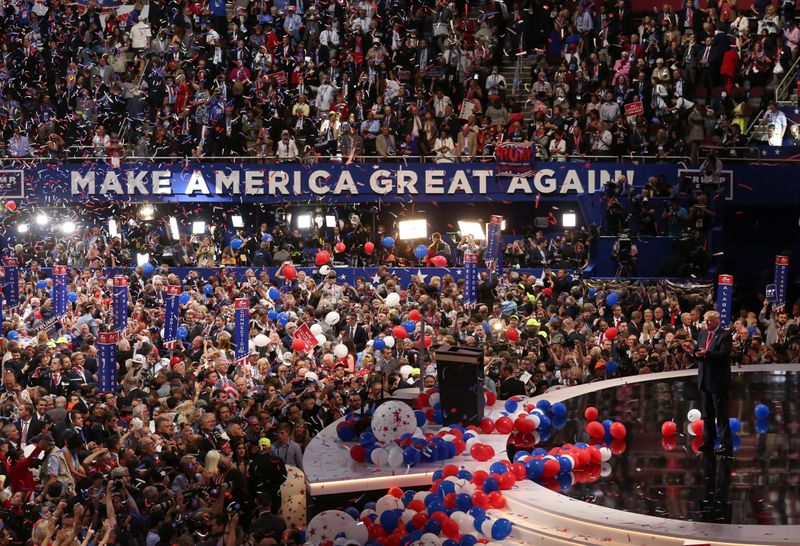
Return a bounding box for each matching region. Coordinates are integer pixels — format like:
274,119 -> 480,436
339,274 -> 347,280
416,269 -> 428,283
371,273 -> 381,284
456,269 -> 463,276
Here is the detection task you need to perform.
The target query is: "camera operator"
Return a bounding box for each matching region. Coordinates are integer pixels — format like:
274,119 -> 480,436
698,151 -> 723,197
611,231 -> 638,276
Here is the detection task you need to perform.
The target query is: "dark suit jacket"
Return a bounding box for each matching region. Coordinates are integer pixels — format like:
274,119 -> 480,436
697,329 -> 732,393
498,377 -> 526,399
15,417 -> 46,444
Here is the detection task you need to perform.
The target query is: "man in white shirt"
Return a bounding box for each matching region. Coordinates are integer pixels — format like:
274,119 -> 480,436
130,20 -> 152,50
314,75 -> 337,117
276,130 -> 299,160
485,66 -> 506,94
432,90 -> 452,119
763,101 -> 787,142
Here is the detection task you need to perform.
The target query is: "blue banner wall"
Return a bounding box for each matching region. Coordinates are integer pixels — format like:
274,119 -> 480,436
112,276 -> 128,334
774,256 -> 790,311
53,265 -> 68,318
234,298 -> 250,365
716,274 -> 733,328
163,286 -> 181,349
3,258 -> 19,309
98,331 -> 119,393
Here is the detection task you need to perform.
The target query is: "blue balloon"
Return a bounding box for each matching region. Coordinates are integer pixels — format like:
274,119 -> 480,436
425,519 -> 441,534
277,312 -> 289,325
268,287 -> 281,301
457,469 -> 473,480
36,280 -> 47,289
755,419 -> 769,434
402,320 -> 416,334
729,417 -> 742,434
602,419 -> 613,432
432,409 -> 443,424
456,493 -> 473,511
513,450 -> 530,462
359,430 -> 377,447
532,447 -> 548,457
379,509 -> 401,531
403,446 -> 421,466
459,535 -> 478,546
605,360 -> 619,375
536,400 -> 551,412
231,238 -> 243,250
382,236 -> 395,248
337,422 -> 356,442
552,415 -> 568,430
588,288 -> 597,299
142,263 -> 154,276
537,415 -> 551,430
551,402 -> 567,417
6,330 -> 19,341
558,472 -> 574,490
177,326 -> 188,340
67,292 -> 78,303
179,292 -> 191,305
443,540 -> 459,546
489,462 -> 508,475
482,477 -> 499,493
267,309 -> 278,321
203,284 -> 214,296
401,490 -> 415,507
504,399 -> 519,413
414,410 -> 426,427
482,321 -> 490,334
437,480 -> 455,496
262,233 -> 273,243
414,244 -> 428,260
491,518 -> 513,541
373,338 -> 386,351
732,434 -> 742,451
557,456 -> 573,474
526,458 -> 544,479
345,506 -> 360,520
606,292 -> 619,306
755,403 -> 770,420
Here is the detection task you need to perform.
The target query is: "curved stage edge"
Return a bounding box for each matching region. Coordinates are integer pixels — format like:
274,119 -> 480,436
304,364 -> 800,546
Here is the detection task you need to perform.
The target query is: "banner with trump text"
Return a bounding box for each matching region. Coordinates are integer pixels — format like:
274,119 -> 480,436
494,142 -> 536,178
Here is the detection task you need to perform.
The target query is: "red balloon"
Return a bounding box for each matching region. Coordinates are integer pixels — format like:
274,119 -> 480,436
291,339 -> 306,352
335,242 -> 346,252
515,416 -> 535,434
408,309 -> 421,321
407,500 -> 425,513
511,462 -> 527,480
691,419 -> 704,436
586,421 -> 605,438
472,490 -> 490,508
483,444 -> 495,458
443,493 -> 457,509
573,448 -> 590,467
605,327 -> 618,340
584,406 -> 599,421
315,250 -> 330,266
498,472 -> 516,490
488,491 -> 506,508
424,335 -> 433,348
691,436 -> 705,454
661,421 -> 677,436
283,264 -> 297,281
441,518 -> 460,539
471,470 -> 489,486
392,325 -> 409,339
365,242 -> 375,254
431,255 -> 447,267
451,438 -> 465,455
442,464 -> 458,478
494,416 -> 514,434
484,390 -> 497,406
505,327 -> 520,342
587,445 -> 602,464
4,200 -> 15,212
609,422 -> 627,439
388,487 -> 404,498
610,439 -> 627,456
411,513 -> 428,529
350,444 -> 366,462
662,436 -> 676,451
542,459 -> 560,478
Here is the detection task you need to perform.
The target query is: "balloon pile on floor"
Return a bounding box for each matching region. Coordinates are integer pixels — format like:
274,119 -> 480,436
660,403 -> 771,452
305,468 -> 514,546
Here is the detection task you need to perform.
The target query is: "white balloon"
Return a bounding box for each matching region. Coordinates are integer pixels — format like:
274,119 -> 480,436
334,344 -> 349,359
280,465 -> 306,497
598,446 -> 612,462
687,409 -> 702,422
428,393 -> 440,407
305,371 -> 319,382
413,491 -> 431,503
417,533 -> 443,546
414,427 -> 425,438
370,447 -> 389,467
375,494 -> 403,514
306,510 -> 352,544
344,520 -> 369,546
371,401 -> 417,444
326,311 -> 341,325
279,492 -> 307,528
319,265 -> 331,276
315,334 -> 327,346
360,509 -> 377,519
385,292 -> 401,307
387,446 -> 405,468
384,335 -> 395,348
401,509 -> 417,524
530,414 -> 541,428
310,323 -> 323,336
254,334 -> 270,347
687,422 -> 697,436
600,461 -> 612,477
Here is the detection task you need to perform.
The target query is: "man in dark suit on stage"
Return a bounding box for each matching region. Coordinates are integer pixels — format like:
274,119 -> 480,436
695,310 -> 733,456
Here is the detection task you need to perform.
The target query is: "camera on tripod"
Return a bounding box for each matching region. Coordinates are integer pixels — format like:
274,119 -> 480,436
612,231 -> 635,264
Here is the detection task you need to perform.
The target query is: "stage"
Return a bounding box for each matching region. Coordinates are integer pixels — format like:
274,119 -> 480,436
303,364 -> 800,545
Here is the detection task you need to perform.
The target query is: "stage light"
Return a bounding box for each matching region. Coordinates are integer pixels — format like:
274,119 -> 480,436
61,221 -> 76,235
457,220 -> 486,241
501,219 -> 507,230
192,221 -> 206,235
139,204 -> 155,221
231,215 -> 244,228
35,212 -> 48,226
562,212 -> 577,228
169,217 -> 180,241
17,223 -> 29,234
325,215 -> 337,228
296,213 -> 312,230
399,219 -> 427,240
136,253 -> 150,266
109,219 -> 119,238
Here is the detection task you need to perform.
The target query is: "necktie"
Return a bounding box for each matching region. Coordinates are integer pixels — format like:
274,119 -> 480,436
705,330 -> 715,351
703,47 -> 710,63
21,421 -> 29,445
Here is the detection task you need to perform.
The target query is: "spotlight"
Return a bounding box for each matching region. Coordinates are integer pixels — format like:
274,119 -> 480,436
192,221 -> 206,235
136,253 -> 150,266
562,213 -> 577,228
35,213 -> 49,226
398,219 -> 427,240
325,215 -> 337,228
169,217 -> 180,241
501,219 -> 507,230
17,223 -> 29,234
231,215 -> 244,228
109,219 -> 119,238
61,221 -> 76,235
139,204 -> 155,221
457,221 -> 486,241
296,213 -> 312,230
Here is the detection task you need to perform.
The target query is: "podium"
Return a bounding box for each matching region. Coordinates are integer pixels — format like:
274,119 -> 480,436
433,344 -> 485,426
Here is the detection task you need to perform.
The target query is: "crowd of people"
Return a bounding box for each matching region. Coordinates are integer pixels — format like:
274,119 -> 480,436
0,236 -> 796,544
1,0 -> 797,162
